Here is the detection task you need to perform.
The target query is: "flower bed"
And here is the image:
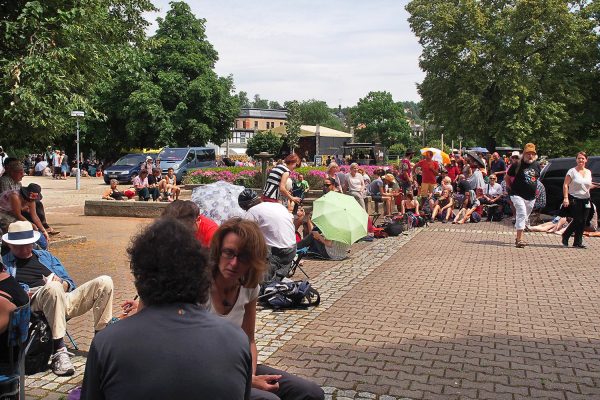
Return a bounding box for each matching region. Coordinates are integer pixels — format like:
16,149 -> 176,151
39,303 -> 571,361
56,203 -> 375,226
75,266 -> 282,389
185,165 -> 394,188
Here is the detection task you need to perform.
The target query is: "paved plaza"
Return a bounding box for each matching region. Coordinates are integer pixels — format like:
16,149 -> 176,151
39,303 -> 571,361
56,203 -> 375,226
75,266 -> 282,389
19,176 -> 600,399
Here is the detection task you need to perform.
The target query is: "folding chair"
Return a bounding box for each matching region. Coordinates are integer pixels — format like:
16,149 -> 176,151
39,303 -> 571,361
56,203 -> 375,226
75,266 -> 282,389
0,301 -> 31,400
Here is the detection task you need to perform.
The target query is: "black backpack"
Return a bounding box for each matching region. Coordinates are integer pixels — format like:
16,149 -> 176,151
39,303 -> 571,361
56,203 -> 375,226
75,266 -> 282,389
25,313 -> 53,375
259,280 -> 320,309
384,221 -> 405,236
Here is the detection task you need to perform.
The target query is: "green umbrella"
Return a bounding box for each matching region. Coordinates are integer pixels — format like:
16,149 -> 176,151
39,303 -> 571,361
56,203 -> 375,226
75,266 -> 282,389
312,191 -> 368,245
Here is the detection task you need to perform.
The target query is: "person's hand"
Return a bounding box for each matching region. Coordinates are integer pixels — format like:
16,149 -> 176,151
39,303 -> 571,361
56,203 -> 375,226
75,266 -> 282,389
562,198 -> 569,208
292,196 -> 301,204
252,375 -> 282,392
42,230 -> 50,243
121,299 -> 139,316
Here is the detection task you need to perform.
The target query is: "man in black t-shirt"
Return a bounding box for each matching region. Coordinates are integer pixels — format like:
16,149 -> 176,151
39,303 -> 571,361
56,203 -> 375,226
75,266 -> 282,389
147,167 -> 163,201
506,143 -> 541,248
490,152 -> 507,183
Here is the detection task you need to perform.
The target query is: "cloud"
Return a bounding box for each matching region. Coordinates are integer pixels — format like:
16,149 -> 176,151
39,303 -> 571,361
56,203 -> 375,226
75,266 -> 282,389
146,0 -> 424,106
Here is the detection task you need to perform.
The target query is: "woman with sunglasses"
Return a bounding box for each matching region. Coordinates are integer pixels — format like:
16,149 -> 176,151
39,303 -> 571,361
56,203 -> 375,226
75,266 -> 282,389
208,218 -> 324,400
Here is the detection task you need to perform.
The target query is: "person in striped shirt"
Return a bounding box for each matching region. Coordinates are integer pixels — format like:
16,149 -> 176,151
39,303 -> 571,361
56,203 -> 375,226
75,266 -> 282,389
262,154 -> 301,206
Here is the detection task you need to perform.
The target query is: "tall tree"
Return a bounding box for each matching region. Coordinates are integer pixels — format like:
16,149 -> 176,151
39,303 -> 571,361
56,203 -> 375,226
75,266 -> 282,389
0,0 -> 156,148
352,91 -> 412,148
268,100 -> 282,109
296,99 -> 345,131
252,94 -> 269,109
237,91 -> 251,108
285,100 -> 302,153
406,0 -> 600,156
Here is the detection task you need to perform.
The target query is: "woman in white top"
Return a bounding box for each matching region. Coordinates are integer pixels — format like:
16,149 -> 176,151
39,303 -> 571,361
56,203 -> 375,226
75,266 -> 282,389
208,218 -> 324,400
345,163 -> 366,209
561,152 -> 599,248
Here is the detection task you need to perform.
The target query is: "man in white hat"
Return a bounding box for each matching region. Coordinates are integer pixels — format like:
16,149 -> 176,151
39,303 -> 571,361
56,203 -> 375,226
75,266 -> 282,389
1,221 -> 114,376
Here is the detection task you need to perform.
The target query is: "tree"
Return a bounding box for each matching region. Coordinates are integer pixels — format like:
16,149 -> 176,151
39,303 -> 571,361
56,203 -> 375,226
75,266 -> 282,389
268,100 -> 282,109
246,131 -> 283,158
0,0 -> 156,148
285,100 -> 302,153
237,91 -> 251,108
352,91 -> 412,148
294,99 -> 345,131
252,94 -> 269,109
406,0 -> 600,156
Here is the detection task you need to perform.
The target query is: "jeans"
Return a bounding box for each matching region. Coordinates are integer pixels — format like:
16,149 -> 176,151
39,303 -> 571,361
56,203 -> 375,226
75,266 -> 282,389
250,364 -> 324,400
562,196 -> 590,246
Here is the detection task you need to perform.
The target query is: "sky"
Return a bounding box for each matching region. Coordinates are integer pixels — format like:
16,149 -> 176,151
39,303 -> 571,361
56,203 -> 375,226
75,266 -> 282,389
147,0 -> 424,108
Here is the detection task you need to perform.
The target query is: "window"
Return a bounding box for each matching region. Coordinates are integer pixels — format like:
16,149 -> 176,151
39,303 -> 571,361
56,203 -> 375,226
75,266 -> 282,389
240,132 -> 246,144
243,121 -> 248,129
235,120 -> 239,129
254,121 -> 258,129
280,122 -> 284,126
270,122 -> 275,128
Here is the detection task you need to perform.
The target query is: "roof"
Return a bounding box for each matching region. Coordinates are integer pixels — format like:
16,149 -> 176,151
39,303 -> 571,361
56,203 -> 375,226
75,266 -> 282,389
238,108 -> 287,119
268,125 -> 352,138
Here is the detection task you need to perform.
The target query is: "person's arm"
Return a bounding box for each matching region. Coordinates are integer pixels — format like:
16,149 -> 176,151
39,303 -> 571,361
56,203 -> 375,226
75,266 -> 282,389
0,291 -> 16,334
313,231 -> 333,247
414,201 -> 420,215
102,188 -> 113,200
562,173 -> 572,208
279,172 -> 300,204
25,201 -> 49,242
401,200 -> 405,214
45,253 -> 76,291
241,299 -> 281,392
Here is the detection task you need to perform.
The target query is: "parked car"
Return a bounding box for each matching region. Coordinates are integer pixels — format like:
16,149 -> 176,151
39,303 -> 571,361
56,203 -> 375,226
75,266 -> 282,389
103,153 -> 154,184
158,147 -> 216,183
540,156 -> 600,214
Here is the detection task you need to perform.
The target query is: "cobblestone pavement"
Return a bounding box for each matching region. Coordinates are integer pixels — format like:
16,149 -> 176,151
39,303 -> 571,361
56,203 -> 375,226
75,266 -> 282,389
20,177 -> 600,399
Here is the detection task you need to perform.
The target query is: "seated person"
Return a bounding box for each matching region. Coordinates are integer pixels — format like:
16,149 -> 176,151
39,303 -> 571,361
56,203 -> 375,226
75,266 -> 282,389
528,216 -> 571,233
454,174 -> 469,206
208,218 -> 324,400
146,168 -> 163,201
2,221 -> 114,376
163,168 -> 181,201
132,170 -> 151,201
101,179 -> 126,200
81,218 -> 251,399
401,192 -> 420,216
430,189 -> 454,223
0,183 -> 48,249
367,170 -> 393,215
384,173 -> 402,212
238,189 -> 296,282
297,222 -> 350,261
453,190 -> 479,224
34,157 -> 47,177
0,261 -> 29,372
482,175 -> 504,220
161,200 -> 219,248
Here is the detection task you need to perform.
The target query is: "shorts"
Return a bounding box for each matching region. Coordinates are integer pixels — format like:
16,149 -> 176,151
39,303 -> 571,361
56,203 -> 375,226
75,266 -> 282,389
419,182 -> 436,196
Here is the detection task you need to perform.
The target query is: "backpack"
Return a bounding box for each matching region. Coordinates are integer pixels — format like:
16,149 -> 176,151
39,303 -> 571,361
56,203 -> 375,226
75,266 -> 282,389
259,279 -> 320,309
384,221 -> 405,236
470,211 -> 482,223
25,313 -> 53,375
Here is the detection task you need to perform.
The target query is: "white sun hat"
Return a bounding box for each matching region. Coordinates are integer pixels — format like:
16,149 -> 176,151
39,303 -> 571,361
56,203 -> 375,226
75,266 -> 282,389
1,221 -> 40,245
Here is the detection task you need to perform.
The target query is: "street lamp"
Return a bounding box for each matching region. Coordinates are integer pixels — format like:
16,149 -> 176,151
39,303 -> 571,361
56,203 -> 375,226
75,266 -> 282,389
70,111 -> 84,190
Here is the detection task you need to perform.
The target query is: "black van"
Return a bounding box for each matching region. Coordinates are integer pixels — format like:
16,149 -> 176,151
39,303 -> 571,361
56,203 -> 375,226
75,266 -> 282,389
539,156 -> 600,213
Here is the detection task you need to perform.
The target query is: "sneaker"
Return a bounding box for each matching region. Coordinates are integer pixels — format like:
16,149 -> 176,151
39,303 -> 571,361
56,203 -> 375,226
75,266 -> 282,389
51,348 -> 75,376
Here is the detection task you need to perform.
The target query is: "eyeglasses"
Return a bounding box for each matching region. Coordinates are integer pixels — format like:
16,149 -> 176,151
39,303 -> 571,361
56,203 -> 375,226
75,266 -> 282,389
221,248 -> 247,262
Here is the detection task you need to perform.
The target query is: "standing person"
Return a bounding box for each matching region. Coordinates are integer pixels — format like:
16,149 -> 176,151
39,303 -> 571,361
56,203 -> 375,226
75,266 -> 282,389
60,151 -> 69,179
208,218 -> 324,400
262,154 -> 301,206
399,149 -> 415,194
446,155 -> 461,183
414,151 -> 439,197
561,152 -> 599,248
0,146 -> 7,177
490,152 -> 507,183
506,143 -> 541,248
52,149 -> 61,179
81,218 -> 251,399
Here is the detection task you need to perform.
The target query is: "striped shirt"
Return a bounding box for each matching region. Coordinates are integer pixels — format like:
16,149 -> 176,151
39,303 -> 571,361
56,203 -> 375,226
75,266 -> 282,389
263,164 -> 290,200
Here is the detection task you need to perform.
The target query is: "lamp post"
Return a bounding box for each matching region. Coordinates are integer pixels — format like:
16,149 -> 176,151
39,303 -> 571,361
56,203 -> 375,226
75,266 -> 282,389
70,111 -> 84,190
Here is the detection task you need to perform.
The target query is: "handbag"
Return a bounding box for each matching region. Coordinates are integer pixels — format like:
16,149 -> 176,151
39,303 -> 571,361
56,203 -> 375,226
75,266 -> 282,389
558,204 -> 570,218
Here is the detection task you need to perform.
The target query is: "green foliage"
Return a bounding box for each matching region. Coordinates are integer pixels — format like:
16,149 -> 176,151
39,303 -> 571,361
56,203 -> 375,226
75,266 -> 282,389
246,131 -> 283,158
237,91 -> 251,108
285,100 -> 302,152
406,0 -> 600,157
352,91 -> 412,148
0,0 -> 156,148
297,99 -> 345,131
252,94 -> 269,109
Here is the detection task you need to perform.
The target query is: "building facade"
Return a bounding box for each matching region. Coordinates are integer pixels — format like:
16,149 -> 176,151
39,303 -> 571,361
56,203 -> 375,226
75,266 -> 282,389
223,108 -> 287,155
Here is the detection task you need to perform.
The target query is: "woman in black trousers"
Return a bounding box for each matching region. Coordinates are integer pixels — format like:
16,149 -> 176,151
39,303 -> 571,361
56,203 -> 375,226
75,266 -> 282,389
561,152 -> 599,248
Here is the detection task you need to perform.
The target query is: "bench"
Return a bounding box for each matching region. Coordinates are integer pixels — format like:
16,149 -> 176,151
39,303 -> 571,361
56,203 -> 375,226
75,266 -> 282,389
84,200 -> 169,218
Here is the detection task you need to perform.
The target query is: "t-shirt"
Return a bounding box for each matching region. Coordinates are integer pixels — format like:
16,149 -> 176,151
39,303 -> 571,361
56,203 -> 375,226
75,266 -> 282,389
81,304 -> 252,400
263,164 -> 290,200
490,159 -> 507,183
415,159 -> 439,184
457,179 -> 470,195
147,174 -> 161,186
245,202 -> 296,249
208,286 -> 259,328
195,215 -> 219,248
346,173 -> 364,192
15,254 -> 52,288
446,165 -> 460,182
132,176 -> 148,189
484,182 -> 503,197
399,158 -> 412,182
466,169 -> 486,190
507,161 -> 541,201
367,178 -> 383,196
0,275 -> 29,366
566,167 -> 592,199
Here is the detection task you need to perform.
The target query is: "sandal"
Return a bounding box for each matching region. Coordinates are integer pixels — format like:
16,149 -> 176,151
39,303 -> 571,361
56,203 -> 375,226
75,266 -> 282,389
515,240 -> 527,248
